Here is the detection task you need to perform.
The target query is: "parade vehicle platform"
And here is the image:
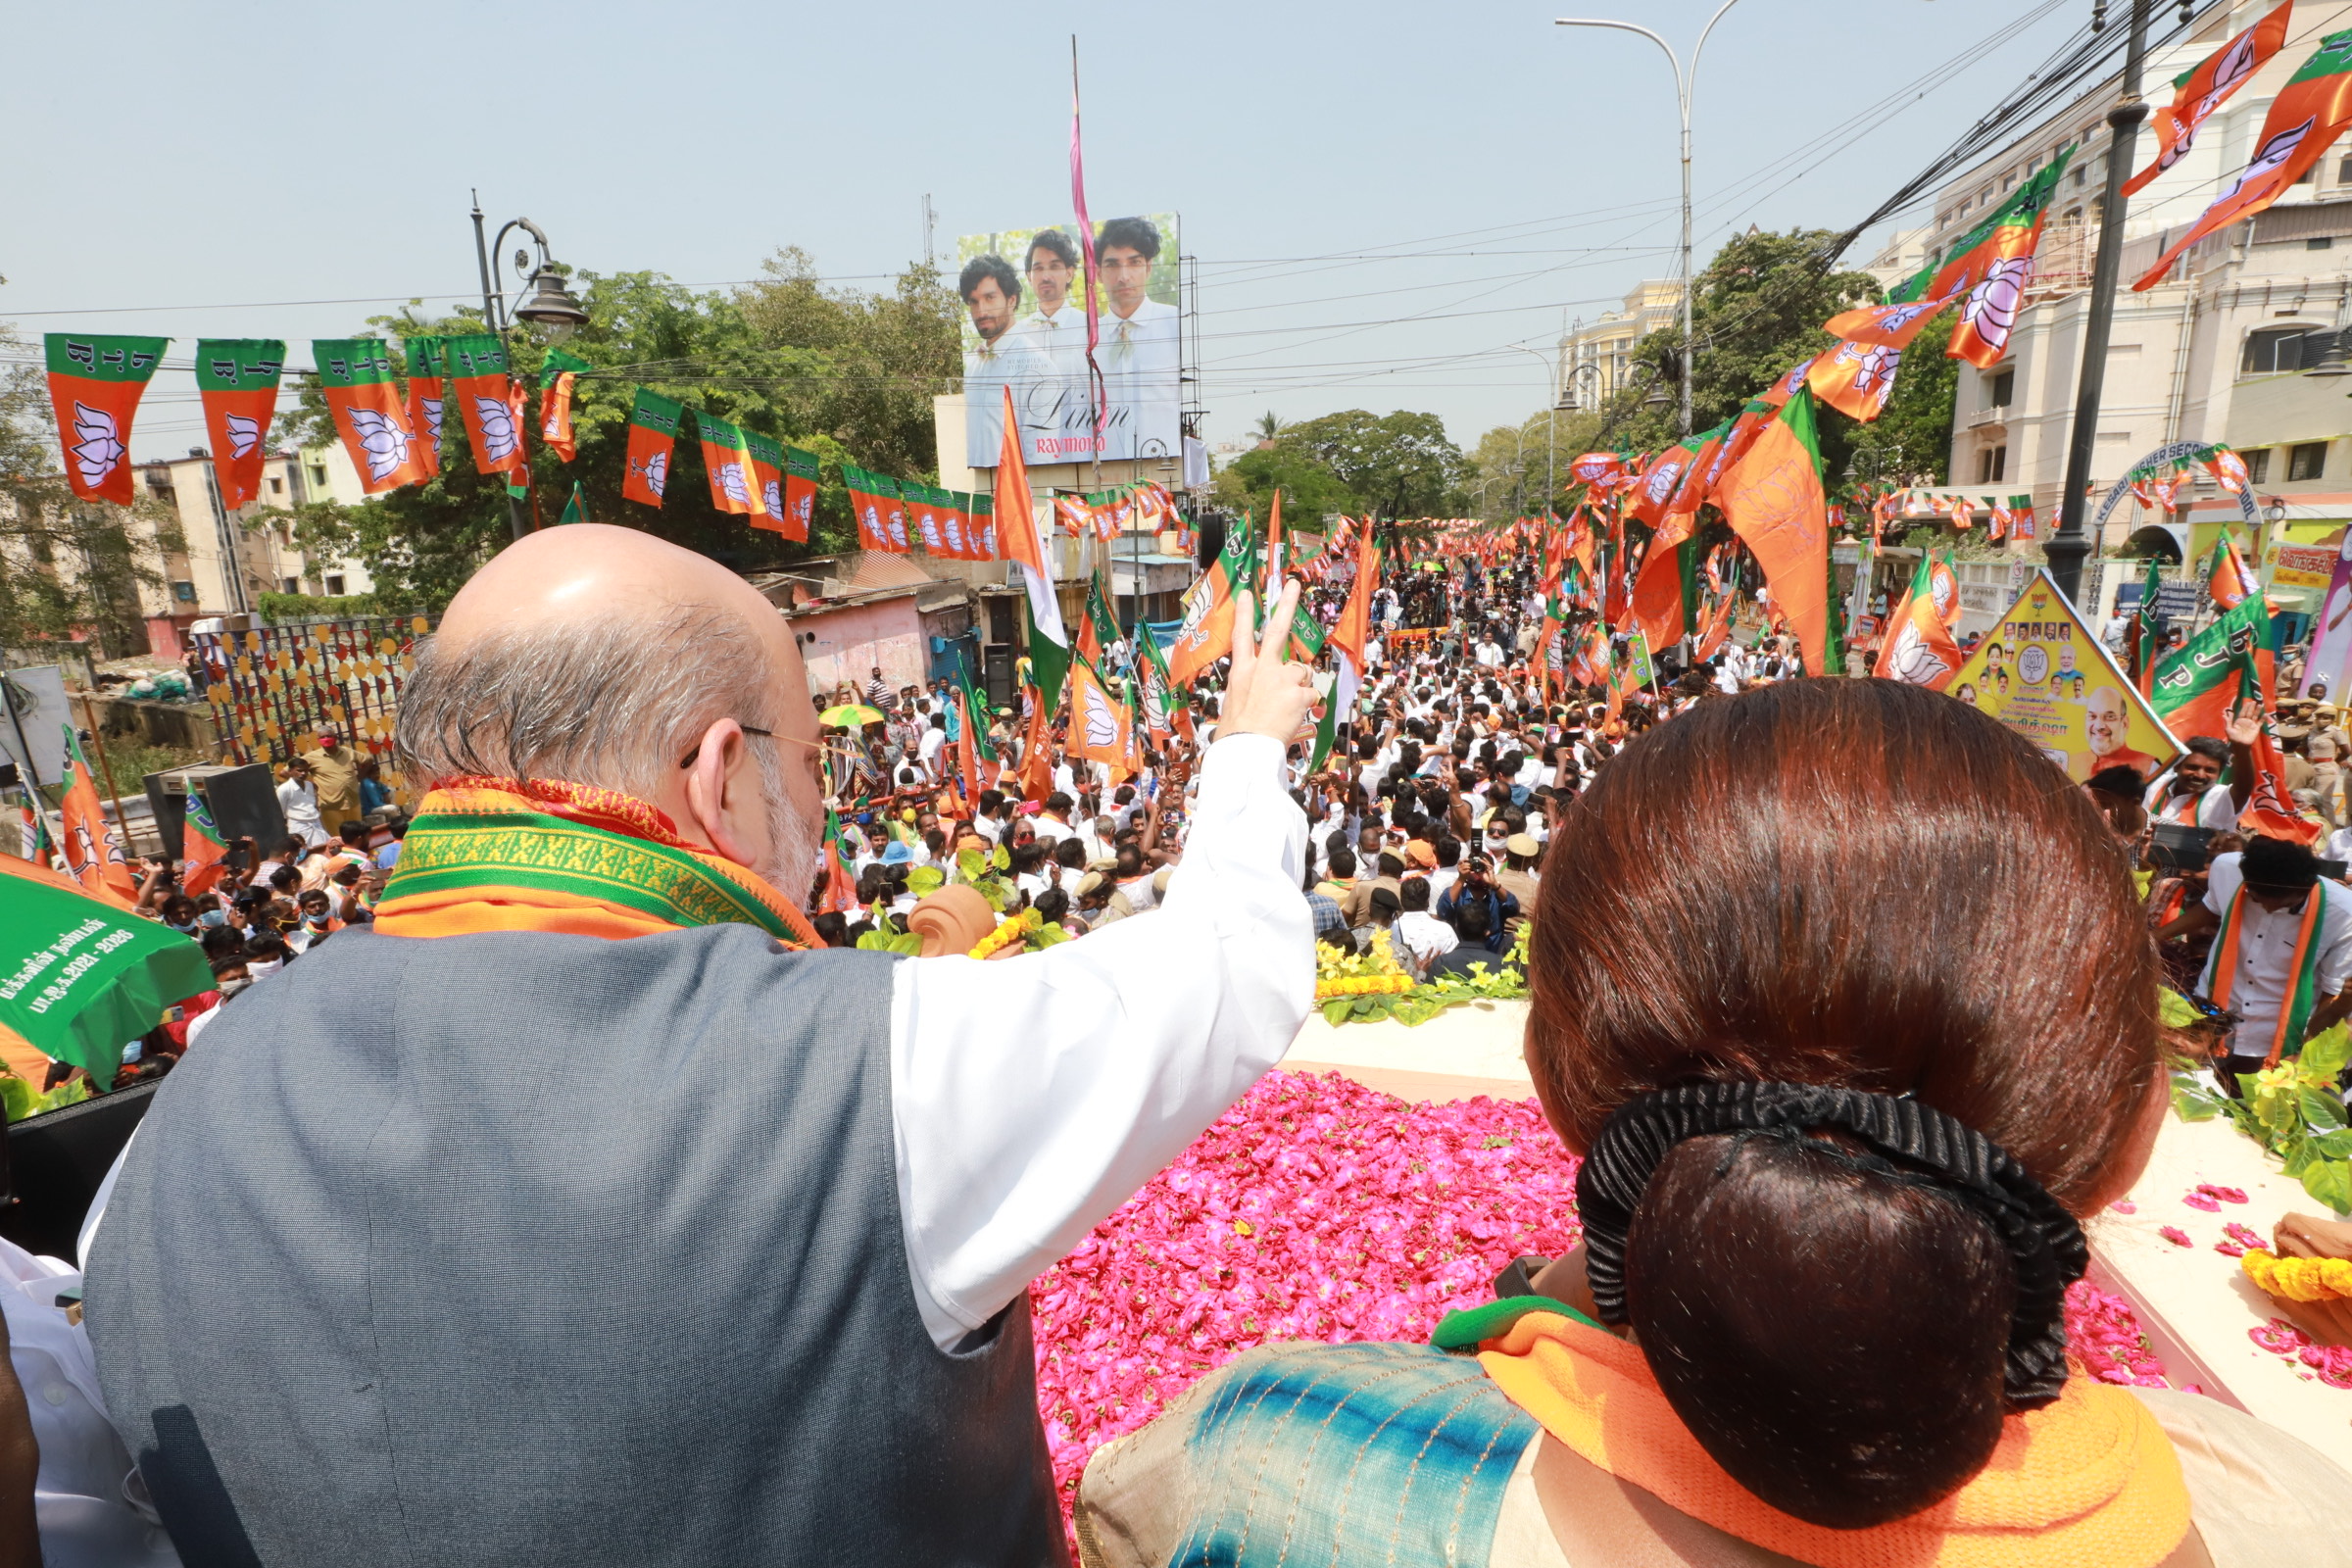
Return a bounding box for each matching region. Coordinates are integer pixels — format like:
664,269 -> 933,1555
1286,1001 -> 2352,1470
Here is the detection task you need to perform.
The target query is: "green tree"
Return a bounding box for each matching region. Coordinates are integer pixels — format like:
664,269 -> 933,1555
0,324 -> 180,655
1466,408 -> 1602,520
1211,443 -> 1361,525
1606,228 -> 1882,484
1274,410 -> 1466,517
263,254 -> 959,614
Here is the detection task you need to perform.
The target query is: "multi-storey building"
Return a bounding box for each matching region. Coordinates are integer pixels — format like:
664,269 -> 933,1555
1922,0 -> 2352,620
1559,279 -> 1685,411
132,442 -> 376,657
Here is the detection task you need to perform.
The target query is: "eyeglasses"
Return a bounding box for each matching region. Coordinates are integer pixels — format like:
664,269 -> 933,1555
679,725 -> 809,768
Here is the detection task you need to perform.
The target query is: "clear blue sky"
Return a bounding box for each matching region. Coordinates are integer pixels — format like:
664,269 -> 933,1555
5,0 -> 2092,461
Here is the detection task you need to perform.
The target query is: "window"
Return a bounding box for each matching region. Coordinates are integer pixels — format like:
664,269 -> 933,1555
324,573 -> 347,597
280,576 -> 300,594
1987,368 -> 2016,409
2003,172 -> 2017,191
2073,166 -> 2087,187
2341,153 -> 2352,182
2244,448 -> 2272,483
269,475 -> 284,493
2314,237 -> 2336,251
308,464 -> 327,490
2295,164 -> 2318,185
2290,441 -> 2329,481
171,580 -> 197,604
1977,446 -> 2007,484
2243,325 -> 2318,374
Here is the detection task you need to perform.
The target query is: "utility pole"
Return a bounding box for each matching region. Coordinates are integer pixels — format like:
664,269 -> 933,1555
469,191 -> 530,545
2047,0 -> 2152,607
922,193 -> 937,273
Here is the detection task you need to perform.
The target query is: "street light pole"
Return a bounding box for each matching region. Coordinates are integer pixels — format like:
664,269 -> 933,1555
2047,0 -> 2152,607
469,192 -> 592,544
1557,0 -> 1751,438
1505,342 -> 1559,514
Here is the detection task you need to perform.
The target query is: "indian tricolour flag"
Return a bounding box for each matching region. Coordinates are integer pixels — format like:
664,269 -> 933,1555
995,384 -> 1067,697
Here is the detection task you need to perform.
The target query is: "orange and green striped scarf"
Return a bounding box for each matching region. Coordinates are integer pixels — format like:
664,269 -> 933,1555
2206,881 -> 2328,1066
377,776 -> 819,948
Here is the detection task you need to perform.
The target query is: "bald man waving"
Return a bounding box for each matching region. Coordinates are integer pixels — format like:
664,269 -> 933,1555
86,527 -> 1317,1567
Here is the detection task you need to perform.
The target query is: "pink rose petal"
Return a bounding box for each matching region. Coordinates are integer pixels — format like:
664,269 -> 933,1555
2182,1192 -> 2222,1212
2109,1200 -> 2137,1214
2160,1226 -> 2193,1248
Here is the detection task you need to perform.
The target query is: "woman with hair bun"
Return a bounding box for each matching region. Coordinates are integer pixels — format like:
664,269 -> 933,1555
1078,681 -> 2350,1568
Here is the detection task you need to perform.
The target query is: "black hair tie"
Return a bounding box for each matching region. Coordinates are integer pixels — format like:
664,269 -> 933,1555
1575,1081 -> 2086,1410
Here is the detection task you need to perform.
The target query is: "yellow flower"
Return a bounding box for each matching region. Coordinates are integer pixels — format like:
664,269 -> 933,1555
2242,1249 -> 2352,1302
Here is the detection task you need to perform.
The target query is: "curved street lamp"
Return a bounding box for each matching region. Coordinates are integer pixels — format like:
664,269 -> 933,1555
468,194 -> 592,539
1555,0 -> 1754,439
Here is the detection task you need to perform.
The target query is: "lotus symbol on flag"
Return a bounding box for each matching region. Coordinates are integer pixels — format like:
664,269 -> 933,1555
473,396 -> 520,463
1930,570 -> 1957,621
70,403 -> 124,488
860,502 -> 880,537
920,513 -> 942,550
420,397 -> 444,442
1886,619 -> 1953,686
717,463 -> 751,506
1084,685 -> 1118,749
224,413 -> 263,460
1962,257 -> 2033,354
763,480 -> 784,515
642,450 -> 668,497
796,493 -> 814,524
1644,458 -> 1687,506
2226,119 -> 2315,202
347,408 -> 411,483
888,513 -> 907,549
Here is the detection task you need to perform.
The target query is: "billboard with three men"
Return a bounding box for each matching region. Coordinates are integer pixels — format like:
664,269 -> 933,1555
956,214 -> 1179,469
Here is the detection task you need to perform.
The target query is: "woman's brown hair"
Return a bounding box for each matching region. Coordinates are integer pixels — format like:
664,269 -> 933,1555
1527,679 -> 2162,1526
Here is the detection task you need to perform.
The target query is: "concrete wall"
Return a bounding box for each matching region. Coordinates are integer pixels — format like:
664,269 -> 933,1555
792,597 -> 930,700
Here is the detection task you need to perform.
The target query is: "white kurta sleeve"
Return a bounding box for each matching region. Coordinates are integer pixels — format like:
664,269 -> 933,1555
888,733 -> 1312,1348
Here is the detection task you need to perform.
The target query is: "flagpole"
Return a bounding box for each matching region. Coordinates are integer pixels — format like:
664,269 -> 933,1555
2,684 -> 64,858
2046,0 -> 2152,607
74,695 -> 136,860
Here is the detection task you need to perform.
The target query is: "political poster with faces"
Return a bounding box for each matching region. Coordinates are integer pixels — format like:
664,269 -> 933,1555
1945,569 -> 2180,783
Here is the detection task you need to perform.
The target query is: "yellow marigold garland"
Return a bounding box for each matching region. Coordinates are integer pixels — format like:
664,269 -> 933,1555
2241,1248 -> 2352,1302
969,909 -> 1036,959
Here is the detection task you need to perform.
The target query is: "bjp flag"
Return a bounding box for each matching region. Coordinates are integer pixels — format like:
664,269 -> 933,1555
194,339 -> 285,510
180,789 -> 231,897
538,347 -> 591,464
693,411 -> 763,518
781,447 -> 820,543
45,334 -> 168,505
404,336 -> 447,481
57,726 -> 136,904
445,334 -> 527,476
2136,28 -> 2352,290
1070,661 -> 1132,769
315,340 -> 426,496
2127,1 -> 2295,196
1716,388 -> 1833,676
1873,555 -> 1964,690
620,388 -> 683,508
746,429 -> 788,532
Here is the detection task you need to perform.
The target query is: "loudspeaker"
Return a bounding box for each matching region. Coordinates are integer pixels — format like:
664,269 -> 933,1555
144,762 -> 284,857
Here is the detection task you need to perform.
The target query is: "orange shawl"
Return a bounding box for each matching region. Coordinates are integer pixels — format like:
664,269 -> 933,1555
375,777 -> 819,948
1472,1307 -> 2190,1568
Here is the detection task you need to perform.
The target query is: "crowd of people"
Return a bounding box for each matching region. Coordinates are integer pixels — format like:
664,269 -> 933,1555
8,520 -> 2351,1566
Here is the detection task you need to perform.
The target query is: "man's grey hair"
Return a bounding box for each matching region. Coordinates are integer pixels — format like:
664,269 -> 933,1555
396,605 -> 818,890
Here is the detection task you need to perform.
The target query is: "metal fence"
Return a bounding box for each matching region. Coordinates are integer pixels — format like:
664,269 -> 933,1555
190,615 -> 432,792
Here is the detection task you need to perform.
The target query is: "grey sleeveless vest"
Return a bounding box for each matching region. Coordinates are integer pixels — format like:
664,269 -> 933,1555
87,924 -> 1064,1566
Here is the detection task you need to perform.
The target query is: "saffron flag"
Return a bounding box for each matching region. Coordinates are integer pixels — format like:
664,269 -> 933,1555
194,339 -> 285,511
906,485 -> 945,555
969,493 -> 996,560
1167,525 -> 1252,689
2153,596 -> 2273,743
315,340 -> 425,496
1629,536 -> 1696,654
180,788 -> 230,897
878,475 -> 911,553
994,384 -> 1066,650
745,429 -> 787,531
1716,387 -> 1833,676
1947,153 -> 2073,368
45,334 -> 168,505
558,480 -> 588,525
620,389 -> 681,507
2136,29 -> 2352,291
817,809 -> 859,916
1807,337 -> 1906,422
1327,526 -> 1382,717
445,334 -> 527,476
2127,1 -> 2295,195
1078,569 -> 1116,664
1889,153 -> 2074,306
2010,495 -> 2038,540
404,337 -> 446,481
57,725 -> 135,903
1070,661 -> 1132,769
538,347 -> 591,464
2208,533 -> 2254,610
1264,489 -> 1285,595
1873,554 -> 1964,689
1819,294 -> 1960,352
782,446 -> 819,543
2242,725 -> 2326,845
693,411 -> 763,517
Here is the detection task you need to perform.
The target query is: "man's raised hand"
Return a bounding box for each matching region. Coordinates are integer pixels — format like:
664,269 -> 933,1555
1221,580 -> 1316,746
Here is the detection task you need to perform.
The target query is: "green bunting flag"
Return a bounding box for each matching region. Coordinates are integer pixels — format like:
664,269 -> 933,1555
45,333 -> 169,504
